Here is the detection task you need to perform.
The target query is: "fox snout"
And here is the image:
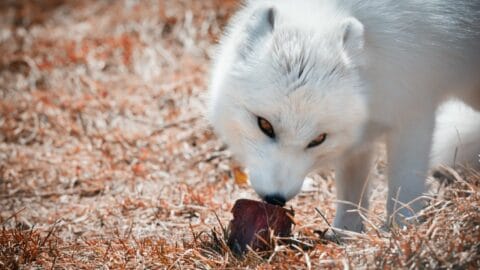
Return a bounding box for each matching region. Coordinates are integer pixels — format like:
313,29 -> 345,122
248,164 -> 309,206
263,194 -> 287,206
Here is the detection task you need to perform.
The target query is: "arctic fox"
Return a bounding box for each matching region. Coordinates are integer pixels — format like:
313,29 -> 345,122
208,0 -> 480,232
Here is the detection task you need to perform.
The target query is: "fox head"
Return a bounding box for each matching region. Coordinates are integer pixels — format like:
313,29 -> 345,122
208,4 -> 368,205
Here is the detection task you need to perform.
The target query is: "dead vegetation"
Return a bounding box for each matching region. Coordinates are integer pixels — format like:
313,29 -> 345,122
0,0 -> 479,269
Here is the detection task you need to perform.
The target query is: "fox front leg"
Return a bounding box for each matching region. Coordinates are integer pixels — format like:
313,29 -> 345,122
333,146 -> 374,232
386,112 -> 435,227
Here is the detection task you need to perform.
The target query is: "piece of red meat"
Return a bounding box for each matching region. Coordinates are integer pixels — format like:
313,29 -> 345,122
227,199 -> 294,254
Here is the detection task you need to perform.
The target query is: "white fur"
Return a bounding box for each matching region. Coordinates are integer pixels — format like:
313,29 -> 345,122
208,0 -> 480,231
432,100 -> 480,168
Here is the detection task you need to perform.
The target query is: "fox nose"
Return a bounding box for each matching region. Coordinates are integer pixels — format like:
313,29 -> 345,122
263,194 -> 286,206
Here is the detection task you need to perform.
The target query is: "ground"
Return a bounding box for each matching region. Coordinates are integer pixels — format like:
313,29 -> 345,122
0,1 -> 479,269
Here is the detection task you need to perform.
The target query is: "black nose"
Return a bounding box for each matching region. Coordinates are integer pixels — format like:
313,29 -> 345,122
264,194 -> 286,206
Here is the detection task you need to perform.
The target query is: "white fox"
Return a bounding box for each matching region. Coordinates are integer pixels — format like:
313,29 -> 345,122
208,0 -> 480,232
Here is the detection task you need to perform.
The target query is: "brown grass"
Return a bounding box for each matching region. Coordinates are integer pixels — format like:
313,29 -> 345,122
0,0 -> 479,269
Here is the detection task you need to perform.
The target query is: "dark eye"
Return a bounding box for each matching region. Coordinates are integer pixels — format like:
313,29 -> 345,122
307,133 -> 327,148
257,117 -> 275,139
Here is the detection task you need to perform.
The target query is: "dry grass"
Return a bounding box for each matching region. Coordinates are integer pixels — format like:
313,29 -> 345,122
0,0 -> 479,269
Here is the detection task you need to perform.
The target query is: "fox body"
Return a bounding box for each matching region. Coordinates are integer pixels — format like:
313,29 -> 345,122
208,0 -> 480,231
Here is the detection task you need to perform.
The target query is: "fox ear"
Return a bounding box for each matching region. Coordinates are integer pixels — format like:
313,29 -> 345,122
247,6 -> 276,34
341,17 -> 364,58
239,7 -> 276,59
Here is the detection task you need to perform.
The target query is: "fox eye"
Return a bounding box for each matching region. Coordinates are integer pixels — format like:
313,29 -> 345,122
307,133 -> 327,148
257,116 -> 275,139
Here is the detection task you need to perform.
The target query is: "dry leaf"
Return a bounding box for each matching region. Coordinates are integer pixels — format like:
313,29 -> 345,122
233,167 -> 248,186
